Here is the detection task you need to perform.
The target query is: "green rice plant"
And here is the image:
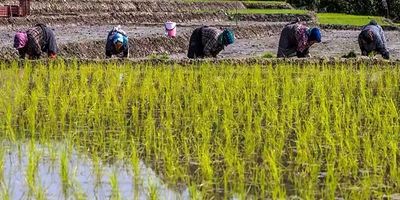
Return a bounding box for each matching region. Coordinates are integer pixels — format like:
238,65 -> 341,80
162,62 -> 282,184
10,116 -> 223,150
0,182 -> 10,200
130,140 -> 141,181
35,184 -> 47,200
110,169 -> 121,200
26,140 -> 40,197
92,154 -> 103,189
147,181 -> 159,200
0,147 -> 3,183
188,184 -> 202,200
60,149 -> 70,196
0,60 -> 399,199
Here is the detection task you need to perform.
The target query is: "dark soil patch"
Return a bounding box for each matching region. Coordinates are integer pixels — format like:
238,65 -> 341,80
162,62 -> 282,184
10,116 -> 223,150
242,2 -> 293,9
28,1 -> 245,15
0,12 -> 229,26
231,14 -> 312,23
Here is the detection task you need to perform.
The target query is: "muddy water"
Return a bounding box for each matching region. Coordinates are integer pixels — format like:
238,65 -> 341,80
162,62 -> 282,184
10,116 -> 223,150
2,141 -> 189,200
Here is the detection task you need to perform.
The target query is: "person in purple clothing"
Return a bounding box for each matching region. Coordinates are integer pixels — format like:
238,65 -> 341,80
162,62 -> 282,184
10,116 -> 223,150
14,23 -> 58,59
358,20 -> 389,59
277,20 -> 321,58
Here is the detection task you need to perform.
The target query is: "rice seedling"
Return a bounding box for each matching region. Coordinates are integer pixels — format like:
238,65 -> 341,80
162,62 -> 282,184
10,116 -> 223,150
110,169 -> 121,200
60,149 -> 70,196
0,59 -> 399,199
0,147 -> 3,183
0,182 -> 10,200
26,140 -> 40,197
147,181 -> 159,200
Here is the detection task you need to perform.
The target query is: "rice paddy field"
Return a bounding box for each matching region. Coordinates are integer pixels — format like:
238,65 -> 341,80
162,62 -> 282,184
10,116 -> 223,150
0,59 -> 399,199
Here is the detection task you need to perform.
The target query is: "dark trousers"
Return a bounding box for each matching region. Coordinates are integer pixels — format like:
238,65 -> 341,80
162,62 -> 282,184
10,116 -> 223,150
187,27 -> 206,58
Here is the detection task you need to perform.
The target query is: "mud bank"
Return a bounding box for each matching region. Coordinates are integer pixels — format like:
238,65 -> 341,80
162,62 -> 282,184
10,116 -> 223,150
243,2 -> 293,9
28,1 -> 245,15
0,12 -> 229,26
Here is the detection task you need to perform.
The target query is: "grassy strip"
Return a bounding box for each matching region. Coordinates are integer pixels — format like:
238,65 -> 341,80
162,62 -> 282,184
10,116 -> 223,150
317,13 -> 390,26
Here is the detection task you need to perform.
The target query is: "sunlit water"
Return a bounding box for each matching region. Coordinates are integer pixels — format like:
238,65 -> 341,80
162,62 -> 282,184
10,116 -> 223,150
1,141 -> 189,200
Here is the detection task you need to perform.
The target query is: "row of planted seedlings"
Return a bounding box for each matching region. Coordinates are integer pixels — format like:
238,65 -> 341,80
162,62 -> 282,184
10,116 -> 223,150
0,59 -> 399,199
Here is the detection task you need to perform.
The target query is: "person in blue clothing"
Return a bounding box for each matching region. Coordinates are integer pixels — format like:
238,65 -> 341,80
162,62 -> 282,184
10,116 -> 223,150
105,26 -> 129,58
358,20 -> 389,59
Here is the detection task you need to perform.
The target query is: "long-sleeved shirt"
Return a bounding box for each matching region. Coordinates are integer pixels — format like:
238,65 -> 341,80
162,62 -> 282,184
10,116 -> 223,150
105,30 -> 129,58
201,27 -> 224,57
358,24 -> 388,56
295,24 -> 309,53
277,23 -> 311,58
18,24 -> 57,59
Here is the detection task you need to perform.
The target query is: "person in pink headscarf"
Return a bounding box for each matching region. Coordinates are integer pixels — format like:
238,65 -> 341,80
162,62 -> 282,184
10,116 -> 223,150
14,24 -> 58,59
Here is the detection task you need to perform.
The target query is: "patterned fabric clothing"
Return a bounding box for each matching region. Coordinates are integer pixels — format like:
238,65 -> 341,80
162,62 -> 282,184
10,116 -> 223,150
277,23 -> 311,58
18,24 -> 58,59
295,24 -> 310,53
25,26 -> 44,58
201,27 -> 224,57
358,24 -> 388,57
105,29 -> 129,58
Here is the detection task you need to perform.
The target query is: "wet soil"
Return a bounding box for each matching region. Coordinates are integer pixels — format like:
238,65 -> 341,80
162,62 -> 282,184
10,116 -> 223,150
242,2 -> 293,9
1,24 -> 399,60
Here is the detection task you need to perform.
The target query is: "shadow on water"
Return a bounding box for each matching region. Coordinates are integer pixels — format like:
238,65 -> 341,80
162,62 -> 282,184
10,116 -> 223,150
1,140 -> 189,200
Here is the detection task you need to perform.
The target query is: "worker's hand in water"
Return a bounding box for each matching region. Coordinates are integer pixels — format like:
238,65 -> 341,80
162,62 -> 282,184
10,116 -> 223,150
382,51 -> 390,60
296,51 -> 311,58
49,53 -> 57,59
361,51 -> 368,56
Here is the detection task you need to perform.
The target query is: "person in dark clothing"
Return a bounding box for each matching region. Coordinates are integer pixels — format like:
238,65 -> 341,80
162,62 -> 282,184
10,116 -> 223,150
277,21 -> 321,58
14,24 -> 58,59
358,20 -> 389,59
187,26 -> 234,59
105,26 -> 129,59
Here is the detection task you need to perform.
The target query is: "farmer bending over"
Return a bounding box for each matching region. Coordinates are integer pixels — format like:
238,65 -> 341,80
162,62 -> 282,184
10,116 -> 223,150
106,26 -> 129,58
358,20 -> 389,59
187,26 -> 234,59
277,21 -> 321,58
14,23 -> 58,59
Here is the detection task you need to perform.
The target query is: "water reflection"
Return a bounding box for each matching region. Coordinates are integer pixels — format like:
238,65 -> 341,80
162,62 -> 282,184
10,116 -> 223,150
2,141 -> 189,200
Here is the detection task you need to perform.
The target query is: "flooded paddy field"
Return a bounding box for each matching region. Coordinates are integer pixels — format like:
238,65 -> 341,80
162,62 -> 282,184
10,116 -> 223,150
0,59 -> 399,199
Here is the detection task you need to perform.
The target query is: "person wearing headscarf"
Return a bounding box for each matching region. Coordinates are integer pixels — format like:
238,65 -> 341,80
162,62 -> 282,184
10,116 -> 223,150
187,26 -> 235,59
105,26 -> 129,58
277,21 -> 321,58
358,20 -> 389,59
13,23 -> 58,59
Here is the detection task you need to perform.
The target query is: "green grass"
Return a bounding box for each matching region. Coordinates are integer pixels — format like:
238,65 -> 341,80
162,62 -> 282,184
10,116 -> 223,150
317,13 -> 390,26
229,8 -> 307,15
